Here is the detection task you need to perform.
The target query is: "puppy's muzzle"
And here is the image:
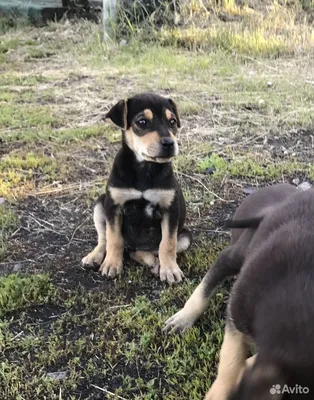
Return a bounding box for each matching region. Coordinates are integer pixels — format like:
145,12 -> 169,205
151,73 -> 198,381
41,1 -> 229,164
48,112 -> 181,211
160,137 -> 175,158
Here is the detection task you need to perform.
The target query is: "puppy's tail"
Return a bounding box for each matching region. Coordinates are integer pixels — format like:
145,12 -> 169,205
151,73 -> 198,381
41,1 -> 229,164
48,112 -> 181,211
225,216 -> 264,229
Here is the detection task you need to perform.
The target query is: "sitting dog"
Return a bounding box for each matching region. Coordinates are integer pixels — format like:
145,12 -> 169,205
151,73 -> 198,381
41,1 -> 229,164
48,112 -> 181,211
164,183 -> 297,332
82,93 -> 191,284
206,187 -> 314,399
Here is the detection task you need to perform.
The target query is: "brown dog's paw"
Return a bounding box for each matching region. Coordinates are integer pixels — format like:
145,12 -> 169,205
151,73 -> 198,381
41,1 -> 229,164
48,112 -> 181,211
99,256 -> 123,278
163,308 -> 195,333
82,245 -> 106,267
159,262 -> 184,284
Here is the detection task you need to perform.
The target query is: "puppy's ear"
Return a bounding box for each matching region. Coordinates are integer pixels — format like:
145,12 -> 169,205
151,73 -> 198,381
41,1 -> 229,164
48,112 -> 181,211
168,98 -> 181,128
106,99 -> 127,129
229,361 -> 285,400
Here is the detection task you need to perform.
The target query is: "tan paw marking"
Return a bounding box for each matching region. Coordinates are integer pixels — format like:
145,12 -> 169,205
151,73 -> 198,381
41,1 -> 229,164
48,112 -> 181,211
99,255 -> 123,278
163,308 -> 195,333
82,245 -> 106,267
160,261 -> 184,284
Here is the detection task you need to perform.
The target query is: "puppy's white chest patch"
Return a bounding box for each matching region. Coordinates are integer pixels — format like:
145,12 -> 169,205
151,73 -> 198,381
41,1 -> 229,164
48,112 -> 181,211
109,188 -> 142,206
143,189 -> 175,208
109,187 -> 175,208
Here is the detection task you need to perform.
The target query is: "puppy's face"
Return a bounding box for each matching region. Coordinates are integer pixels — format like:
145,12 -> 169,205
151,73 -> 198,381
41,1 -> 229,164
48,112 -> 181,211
106,93 -> 181,163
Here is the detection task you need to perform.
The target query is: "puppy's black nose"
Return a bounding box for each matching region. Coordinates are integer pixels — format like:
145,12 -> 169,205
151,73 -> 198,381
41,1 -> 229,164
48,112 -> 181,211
161,137 -> 174,148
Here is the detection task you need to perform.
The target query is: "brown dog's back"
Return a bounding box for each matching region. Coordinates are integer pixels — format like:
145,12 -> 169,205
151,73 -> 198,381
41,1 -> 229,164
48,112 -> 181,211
230,183 -> 297,244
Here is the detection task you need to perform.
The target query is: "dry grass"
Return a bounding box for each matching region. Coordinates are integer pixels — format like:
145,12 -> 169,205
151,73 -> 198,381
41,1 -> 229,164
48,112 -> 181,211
0,4 -> 313,398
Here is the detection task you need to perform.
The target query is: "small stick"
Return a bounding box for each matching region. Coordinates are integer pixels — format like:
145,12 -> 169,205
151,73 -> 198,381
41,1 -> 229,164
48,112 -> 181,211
176,171 -> 233,203
90,384 -> 128,400
11,331 -> 24,341
67,217 -> 90,248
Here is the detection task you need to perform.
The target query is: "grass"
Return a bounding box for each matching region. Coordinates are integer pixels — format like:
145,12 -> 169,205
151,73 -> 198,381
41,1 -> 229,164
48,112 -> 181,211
0,1 -> 313,398
0,274 -> 54,317
0,206 -> 18,260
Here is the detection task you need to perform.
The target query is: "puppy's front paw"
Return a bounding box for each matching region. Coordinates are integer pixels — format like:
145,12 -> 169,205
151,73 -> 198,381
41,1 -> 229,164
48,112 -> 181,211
99,255 -> 123,278
82,245 -> 106,267
159,262 -> 184,284
163,308 -> 195,333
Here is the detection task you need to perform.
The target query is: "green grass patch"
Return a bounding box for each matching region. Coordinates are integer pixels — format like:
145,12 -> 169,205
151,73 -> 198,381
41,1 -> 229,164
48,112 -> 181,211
0,274 -> 55,317
0,104 -> 58,129
0,206 -> 18,260
0,125 -> 119,144
0,152 -> 60,198
0,152 -> 56,171
0,39 -> 20,54
0,73 -> 52,86
199,152 -> 313,180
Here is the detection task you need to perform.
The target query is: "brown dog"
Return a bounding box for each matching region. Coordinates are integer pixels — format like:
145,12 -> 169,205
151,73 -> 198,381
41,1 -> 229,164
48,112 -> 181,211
164,183 -> 297,332
204,186 -> 314,399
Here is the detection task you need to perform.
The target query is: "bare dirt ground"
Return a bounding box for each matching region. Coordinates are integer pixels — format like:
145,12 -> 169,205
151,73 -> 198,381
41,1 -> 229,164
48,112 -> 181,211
0,9 -> 314,399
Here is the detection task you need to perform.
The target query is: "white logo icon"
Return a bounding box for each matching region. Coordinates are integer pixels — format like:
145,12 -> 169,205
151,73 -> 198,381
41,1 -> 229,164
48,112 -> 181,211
270,384 -> 281,395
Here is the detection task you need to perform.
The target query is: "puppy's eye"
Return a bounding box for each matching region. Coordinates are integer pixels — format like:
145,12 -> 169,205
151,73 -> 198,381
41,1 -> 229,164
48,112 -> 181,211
137,118 -> 148,127
169,118 -> 177,127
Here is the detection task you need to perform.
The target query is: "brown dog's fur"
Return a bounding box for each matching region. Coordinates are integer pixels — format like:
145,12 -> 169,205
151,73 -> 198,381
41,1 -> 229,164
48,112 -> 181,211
164,183 -> 298,333
204,185 -> 314,399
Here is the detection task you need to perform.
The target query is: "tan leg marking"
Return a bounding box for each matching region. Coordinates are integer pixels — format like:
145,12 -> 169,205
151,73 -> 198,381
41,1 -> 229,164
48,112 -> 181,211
205,327 -> 248,400
159,214 -> 183,284
130,251 -> 159,275
82,203 -> 106,266
99,214 -> 124,278
164,277 -> 208,332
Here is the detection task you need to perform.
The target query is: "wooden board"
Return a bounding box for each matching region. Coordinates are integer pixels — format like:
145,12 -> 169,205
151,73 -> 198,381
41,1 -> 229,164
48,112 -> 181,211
0,0 -> 63,6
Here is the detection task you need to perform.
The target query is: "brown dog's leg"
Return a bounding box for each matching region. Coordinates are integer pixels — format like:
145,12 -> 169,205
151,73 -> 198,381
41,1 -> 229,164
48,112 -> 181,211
164,245 -> 244,332
159,214 -> 183,284
82,202 -> 107,267
205,325 -> 249,400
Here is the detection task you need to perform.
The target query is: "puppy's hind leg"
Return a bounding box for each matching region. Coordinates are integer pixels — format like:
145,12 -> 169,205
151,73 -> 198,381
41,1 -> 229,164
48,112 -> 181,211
130,251 -> 160,276
82,196 -> 107,267
163,244 -> 244,333
176,227 -> 192,253
132,228 -> 192,277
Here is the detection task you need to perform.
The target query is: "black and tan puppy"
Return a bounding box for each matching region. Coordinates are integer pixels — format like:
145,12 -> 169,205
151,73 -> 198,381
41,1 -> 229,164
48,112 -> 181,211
82,93 -> 191,283
206,187 -> 314,400
164,183 -> 297,331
